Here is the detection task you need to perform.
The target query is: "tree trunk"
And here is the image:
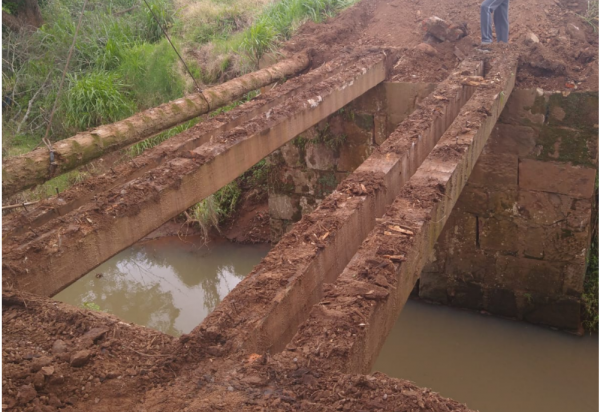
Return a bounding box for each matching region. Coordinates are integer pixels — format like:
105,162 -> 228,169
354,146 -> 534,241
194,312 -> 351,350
2,52 -> 310,197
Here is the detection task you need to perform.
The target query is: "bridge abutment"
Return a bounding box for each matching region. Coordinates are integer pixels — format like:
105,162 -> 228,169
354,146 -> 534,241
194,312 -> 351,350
420,88 -> 598,332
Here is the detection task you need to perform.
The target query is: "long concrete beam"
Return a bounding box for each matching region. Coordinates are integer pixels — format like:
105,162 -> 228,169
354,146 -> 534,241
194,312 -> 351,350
3,52 -> 311,196
282,53 -> 518,375
2,51 -> 361,239
3,51 -> 388,297
190,59 -> 484,357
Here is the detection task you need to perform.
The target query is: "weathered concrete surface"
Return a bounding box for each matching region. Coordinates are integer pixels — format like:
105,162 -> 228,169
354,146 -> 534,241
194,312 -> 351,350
191,58 -> 483,358
2,51 -> 359,239
420,88 -> 598,331
282,53 -> 518,375
3,51 -> 388,298
268,81 -> 436,242
3,52 -> 312,197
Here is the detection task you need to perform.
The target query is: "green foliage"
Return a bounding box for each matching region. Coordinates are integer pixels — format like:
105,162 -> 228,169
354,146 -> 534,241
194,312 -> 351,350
214,181 -> 242,218
188,182 -> 241,239
64,71 -> 135,130
118,39 -> 185,108
237,0 -> 356,67
142,0 -> 174,43
128,118 -> 199,157
239,19 -> 277,66
242,159 -> 272,189
579,0 -> 599,32
82,301 -> 102,311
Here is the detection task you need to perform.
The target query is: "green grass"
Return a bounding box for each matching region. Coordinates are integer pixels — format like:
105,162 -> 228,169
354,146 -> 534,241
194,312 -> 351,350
237,0 -> 356,68
64,71 -> 135,130
187,181 -> 241,239
128,118 -> 199,157
579,0 -> 599,32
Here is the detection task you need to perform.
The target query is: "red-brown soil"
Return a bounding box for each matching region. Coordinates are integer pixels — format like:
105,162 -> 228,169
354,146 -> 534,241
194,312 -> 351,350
2,0 -> 597,410
285,0 -> 598,90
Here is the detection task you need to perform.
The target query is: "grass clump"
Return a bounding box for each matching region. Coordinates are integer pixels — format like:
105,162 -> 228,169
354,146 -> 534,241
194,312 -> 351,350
185,182 -> 242,239
64,71 -> 135,130
579,0 -> 599,32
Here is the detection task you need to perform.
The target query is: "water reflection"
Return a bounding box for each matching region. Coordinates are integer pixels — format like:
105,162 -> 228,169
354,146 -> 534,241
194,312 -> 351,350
54,238 -> 270,336
374,299 -> 599,412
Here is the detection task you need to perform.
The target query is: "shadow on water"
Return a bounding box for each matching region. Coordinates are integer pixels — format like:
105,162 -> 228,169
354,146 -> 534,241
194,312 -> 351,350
373,299 -> 599,412
54,237 -> 270,336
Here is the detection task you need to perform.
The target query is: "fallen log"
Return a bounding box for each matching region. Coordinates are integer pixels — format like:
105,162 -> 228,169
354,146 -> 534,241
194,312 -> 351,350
2,51 -> 311,197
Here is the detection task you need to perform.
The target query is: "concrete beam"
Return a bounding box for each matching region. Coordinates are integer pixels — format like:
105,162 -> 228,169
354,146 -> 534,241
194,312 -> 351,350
192,59 -> 484,356
3,51 -> 388,297
283,53 -> 518,374
2,51 -> 360,238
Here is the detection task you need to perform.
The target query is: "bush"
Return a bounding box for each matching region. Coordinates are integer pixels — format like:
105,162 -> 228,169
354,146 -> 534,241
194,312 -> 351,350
63,71 -> 135,130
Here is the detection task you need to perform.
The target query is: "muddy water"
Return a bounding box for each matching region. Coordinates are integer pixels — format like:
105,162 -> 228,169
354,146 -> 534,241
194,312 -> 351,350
54,237 -> 270,336
373,300 -> 598,412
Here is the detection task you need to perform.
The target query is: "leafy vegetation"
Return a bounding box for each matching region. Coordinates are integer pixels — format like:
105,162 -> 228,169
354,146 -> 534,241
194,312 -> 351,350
579,0 -> 599,32
185,182 -> 242,240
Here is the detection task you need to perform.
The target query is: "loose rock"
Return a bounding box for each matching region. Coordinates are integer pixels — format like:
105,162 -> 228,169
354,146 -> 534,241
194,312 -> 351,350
16,385 -> 37,405
52,340 -> 68,354
70,350 -> 92,368
415,43 -> 437,56
524,32 -> 540,46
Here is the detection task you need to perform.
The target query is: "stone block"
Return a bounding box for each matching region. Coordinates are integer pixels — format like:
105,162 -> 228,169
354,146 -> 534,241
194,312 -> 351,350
281,168 -> 318,196
521,227 -> 545,259
449,280 -> 484,310
566,198 -> 593,230
315,171 -> 339,198
436,211 -> 477,253
454,185 -> 490,216
279,141 -> 302,166
487,124 -> 537,157
487,190 -> 519,218
305,144 -> 337,171
385,82 -> 436,131
337,123 -> 373,172
495,256 -> 562,294
543,225 -> 590,263
516,190 -> 572,226
499,89 -> 546,126
545,91 -> 598,130
531,125 -> 597,167
418,271 -> 449,304
349,83 -> 386,113
523,296 -> 581,330
518,159 -> 597,199
445,251 -> 497,284
562,263 -> 586,296
479,217 -> 518,254
468,151 -> 518,189
268,194 -> 298,221
299,196 -> 318,215
486,288 -> 519,318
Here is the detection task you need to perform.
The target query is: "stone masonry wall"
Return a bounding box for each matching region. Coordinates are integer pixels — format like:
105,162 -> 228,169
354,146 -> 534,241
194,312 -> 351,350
267,82 -> 435,242
419,89 -> 598,332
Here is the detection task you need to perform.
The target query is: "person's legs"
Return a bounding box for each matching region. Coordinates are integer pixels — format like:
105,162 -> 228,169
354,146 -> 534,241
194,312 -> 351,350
493,0 -> 510,43
481,0 -> 507,44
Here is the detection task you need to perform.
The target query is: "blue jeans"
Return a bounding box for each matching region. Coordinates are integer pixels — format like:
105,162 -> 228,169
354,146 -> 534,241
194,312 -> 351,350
481,0 -> 509,43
